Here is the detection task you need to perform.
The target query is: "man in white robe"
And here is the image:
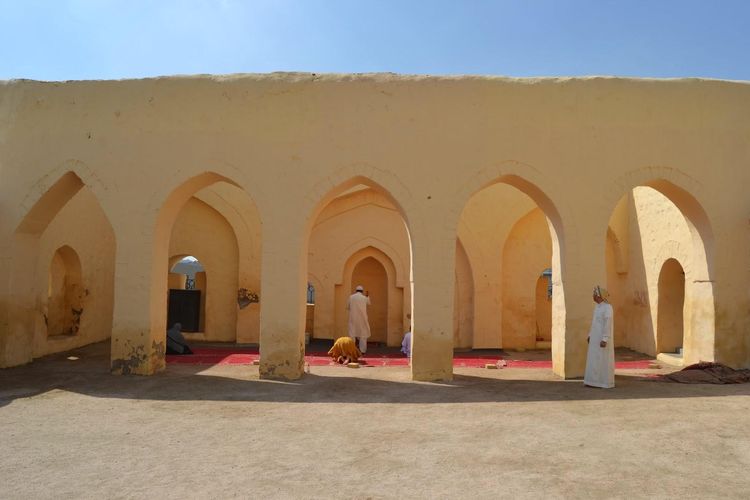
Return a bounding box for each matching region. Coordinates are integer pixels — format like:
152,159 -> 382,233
347,285 -> 371,353
584,285 -> 615,388
401,331 -> 412,358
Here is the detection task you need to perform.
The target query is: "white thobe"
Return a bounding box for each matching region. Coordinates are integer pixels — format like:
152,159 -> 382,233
347,292 -> 371,352
401,331 -> 412,358
584,302 -> 615,388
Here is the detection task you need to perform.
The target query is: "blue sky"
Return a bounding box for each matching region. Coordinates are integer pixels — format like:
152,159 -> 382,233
1,0 -> 748,81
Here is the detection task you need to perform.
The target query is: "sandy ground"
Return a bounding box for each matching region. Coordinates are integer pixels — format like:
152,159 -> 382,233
1,343 -> 749,500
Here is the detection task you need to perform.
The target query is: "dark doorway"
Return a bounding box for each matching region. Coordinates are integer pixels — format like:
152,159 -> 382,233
167,289 -> 202,332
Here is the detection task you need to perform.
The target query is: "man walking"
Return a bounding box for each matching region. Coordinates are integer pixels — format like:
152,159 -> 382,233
347,285 -> 371,353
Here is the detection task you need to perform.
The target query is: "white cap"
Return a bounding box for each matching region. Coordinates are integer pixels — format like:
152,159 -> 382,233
355,285 -> 364,291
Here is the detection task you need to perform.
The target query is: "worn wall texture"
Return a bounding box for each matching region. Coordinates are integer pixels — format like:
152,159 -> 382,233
0,73 -> 747,381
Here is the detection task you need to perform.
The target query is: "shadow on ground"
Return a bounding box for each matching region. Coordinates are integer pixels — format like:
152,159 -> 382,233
2,340 -> 747,408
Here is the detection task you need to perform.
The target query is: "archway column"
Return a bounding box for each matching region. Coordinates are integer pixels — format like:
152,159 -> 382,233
0,234 -> 39,367
711,219 -> 749,368
110,229 -> 165,375
411,225 -> 456,382
683,280 -> 714,365
0,242 -> 9,367
552,223 -> 604,379
259,219 -> 306,380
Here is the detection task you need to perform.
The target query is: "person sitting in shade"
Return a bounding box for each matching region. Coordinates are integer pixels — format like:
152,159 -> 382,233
401,331 -> 412,358
166,323 -> 193,355
327,336 -> 362,365
584,285 -> 615,388
347,285 -> 371,353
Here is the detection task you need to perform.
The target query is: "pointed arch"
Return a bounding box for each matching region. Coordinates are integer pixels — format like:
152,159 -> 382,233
145,171 -> 260,362
455,164 -> 568,374
603,170 -> 716,365
657,258 -> 686,358
14,160 -> 111,235
336,245 -> 405,346
304,174 -> 414,346
2,168 -> 115,368
605,167 -> 714,281
502,207 -> 553,349
304,172 -> 415,240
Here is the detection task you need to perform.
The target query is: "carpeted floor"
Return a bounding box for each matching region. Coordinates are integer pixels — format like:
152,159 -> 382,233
167,345 -> 655,369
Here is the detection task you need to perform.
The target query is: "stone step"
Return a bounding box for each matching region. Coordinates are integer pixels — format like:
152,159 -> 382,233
657,351 -> 684,367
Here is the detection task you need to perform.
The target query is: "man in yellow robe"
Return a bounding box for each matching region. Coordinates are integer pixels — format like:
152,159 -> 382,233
328,336 -> 361,365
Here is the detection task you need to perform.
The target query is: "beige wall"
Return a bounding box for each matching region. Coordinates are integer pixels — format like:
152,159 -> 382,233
1,74 -> 748,381
169,197 -> 239,342
168,272 -> 186,290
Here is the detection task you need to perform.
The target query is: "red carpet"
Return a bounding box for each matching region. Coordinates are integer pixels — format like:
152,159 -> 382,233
167,347 -> 653,369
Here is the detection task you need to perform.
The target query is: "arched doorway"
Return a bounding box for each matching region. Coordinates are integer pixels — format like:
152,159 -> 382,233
167,255 -> 207,333
47,246 -> 84,337
306,179 -> 411,348
334,246 -> 405,346
111,172 -> 260,375
657,258 -> 685,356
456,173 -> 566,374
501,207 -> 553,349
351,256 -> 388,344
605,179 -> 714,365
3,169 -> 116,368
167,194 -> 240,342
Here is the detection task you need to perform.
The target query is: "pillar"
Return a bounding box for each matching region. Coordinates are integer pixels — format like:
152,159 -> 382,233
684,280 -> 716,365
110,232 -> 165,375
712,215 -> 750,368
0,234 -> 39,367
411,226 -> 456,382
551,222 -> 606,379
259,221 -> 306,380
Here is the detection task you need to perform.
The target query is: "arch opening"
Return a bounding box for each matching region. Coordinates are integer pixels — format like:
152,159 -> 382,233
134,171 -> 261,374
351,257 -> 388,343
457,178 -> 563,362
605,181 -> 714,365
167,255 -> 207,333
306,178 -> 412,355
3,169 -> 116,368
657,258 -> 686,357
501,207 -> 554,350
46,246 -> 84,337
334,246 -> 405,348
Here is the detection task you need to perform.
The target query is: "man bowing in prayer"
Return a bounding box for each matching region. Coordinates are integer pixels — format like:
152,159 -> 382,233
347,285 -> 371,354
584,286 -> 615,388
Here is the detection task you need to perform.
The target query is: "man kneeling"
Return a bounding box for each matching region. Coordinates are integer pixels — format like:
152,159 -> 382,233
327,336 -> 362,365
